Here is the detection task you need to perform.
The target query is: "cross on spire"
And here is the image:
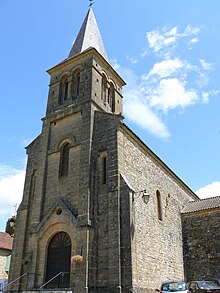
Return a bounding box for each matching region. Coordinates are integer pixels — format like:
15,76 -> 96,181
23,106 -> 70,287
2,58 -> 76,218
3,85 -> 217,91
89,0 -> 94,7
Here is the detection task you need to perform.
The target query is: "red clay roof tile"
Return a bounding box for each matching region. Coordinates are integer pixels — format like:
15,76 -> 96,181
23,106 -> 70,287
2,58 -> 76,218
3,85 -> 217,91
0,232 -> 13,250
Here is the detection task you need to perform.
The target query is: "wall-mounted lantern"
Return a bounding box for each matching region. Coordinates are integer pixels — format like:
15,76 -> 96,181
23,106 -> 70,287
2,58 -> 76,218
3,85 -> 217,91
133,189 -> 150,204
5,216 -> 16,236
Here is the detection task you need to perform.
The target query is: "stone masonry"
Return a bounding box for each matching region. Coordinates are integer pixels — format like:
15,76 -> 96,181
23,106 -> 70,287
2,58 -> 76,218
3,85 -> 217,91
182,201 -> 220,282
8,7 -> 200,293
118,125 -> 197,292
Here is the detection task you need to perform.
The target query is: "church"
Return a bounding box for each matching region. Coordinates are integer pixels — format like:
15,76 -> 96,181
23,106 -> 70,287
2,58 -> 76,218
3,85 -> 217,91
8,6 -> 204,293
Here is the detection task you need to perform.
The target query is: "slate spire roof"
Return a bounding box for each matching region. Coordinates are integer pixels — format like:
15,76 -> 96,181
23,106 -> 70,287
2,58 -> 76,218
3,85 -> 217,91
68,7 -> 108,61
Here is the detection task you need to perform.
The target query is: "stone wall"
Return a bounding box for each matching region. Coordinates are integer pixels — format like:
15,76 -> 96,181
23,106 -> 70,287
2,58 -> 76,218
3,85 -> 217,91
118,125 -> 197,292
182,209 -> 220,281
90,111 -> 122,293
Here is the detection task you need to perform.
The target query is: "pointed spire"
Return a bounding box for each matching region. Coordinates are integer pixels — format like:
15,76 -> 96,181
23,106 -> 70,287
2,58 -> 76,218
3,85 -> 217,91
68,7 -> 108,61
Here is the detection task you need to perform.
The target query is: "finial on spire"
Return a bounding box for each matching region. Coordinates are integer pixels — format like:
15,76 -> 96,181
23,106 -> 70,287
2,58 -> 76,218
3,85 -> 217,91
89,0 -> 94,7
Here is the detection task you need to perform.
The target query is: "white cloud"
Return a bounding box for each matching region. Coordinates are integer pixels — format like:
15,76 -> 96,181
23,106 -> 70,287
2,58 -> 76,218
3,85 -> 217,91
119,65 -> 171,139
141,49 -> 148,58
146,25 -> 200,58
196,181 -> 220,199
189,38 -> 199,45
124,89 -> 170,139
0,164 -> 25,218
201,89 -> 219,103
183,25 -> 200,36
116,24 -> 217,140
201,91 -> 210,103
145,58 -> 186,79
127,55 -> 138,64
111,58 -> 120,70
139,57 -> 213,114
164,26 -> 178,37
149,78 -> 198,112
120,53 -> 217,138
117,66 -> 139,89
199,59 -> 215,71
146,29 -> 173,54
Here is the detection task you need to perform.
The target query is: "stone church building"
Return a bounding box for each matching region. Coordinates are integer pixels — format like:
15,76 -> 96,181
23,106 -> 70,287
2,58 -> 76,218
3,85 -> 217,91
8,7 -> 203,293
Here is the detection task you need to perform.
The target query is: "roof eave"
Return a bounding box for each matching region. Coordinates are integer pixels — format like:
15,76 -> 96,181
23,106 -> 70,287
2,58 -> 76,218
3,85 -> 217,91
120,123 -> 199,200
47,47 -> 126,86
0,246 -> 12,251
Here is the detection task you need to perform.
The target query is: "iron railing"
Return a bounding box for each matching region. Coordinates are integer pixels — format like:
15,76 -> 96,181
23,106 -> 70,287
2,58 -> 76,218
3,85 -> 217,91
39,271 -> 69,290
4,272 -> 27,292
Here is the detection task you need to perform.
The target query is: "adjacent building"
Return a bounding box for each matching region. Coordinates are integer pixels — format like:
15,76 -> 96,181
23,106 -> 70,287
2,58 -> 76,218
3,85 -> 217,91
182,196 -> 220,282
0,232 -> 13,292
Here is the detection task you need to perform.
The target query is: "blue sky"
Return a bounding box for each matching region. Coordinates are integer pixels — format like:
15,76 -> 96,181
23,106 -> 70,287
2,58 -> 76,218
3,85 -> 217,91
0,0 -> 220,231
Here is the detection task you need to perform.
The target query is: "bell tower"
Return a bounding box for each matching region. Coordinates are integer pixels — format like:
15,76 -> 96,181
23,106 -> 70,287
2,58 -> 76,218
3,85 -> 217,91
8,6 -> 125,293
46,7 -> 125,117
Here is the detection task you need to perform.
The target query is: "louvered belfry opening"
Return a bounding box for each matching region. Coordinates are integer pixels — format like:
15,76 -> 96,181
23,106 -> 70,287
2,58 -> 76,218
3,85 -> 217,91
45,232 -> 71,289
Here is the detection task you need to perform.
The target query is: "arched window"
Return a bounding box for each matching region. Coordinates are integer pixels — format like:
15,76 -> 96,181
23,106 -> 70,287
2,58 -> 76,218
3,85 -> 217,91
101,74 -> 107,102
156,190 -> 163,221
108,82 -> 115,112
45,232 -> 71,288
59,76 -> 68,104
59,143 -> 70,177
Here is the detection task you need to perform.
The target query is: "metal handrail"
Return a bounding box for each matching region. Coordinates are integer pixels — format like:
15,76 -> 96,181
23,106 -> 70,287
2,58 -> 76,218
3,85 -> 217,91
4,272 -> 27,292
39,271 -> 69,290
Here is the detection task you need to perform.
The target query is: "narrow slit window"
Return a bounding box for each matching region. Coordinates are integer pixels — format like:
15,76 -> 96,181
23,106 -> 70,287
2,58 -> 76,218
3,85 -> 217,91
112,94 -> 116,113
59,81 -> 63,105
108,83 -> 115,112
101,74 -> 107,102
76,73 -> 80,96
59,143 -> 70,177
156,190 -> 163,221
102,156 -> 107,184
30,169 -> 37,198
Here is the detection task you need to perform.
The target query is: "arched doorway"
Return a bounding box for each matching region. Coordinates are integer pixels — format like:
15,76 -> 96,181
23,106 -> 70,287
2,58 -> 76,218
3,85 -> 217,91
45,232 -> 71,288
